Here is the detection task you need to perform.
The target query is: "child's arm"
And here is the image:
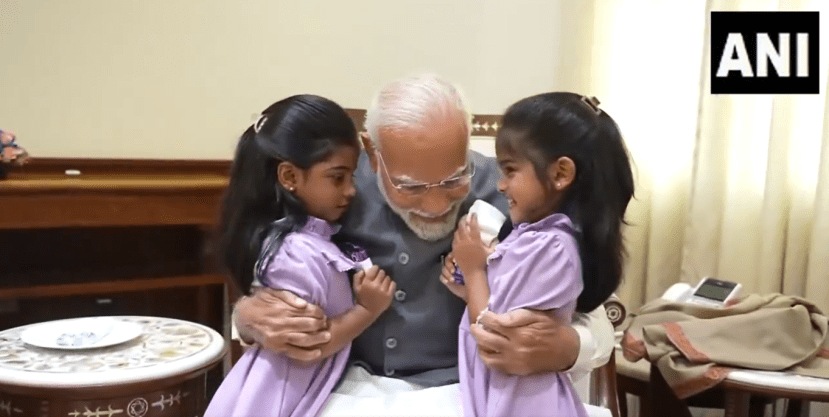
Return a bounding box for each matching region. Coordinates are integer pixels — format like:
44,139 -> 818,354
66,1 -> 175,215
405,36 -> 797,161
471,227 -> 584,371
451,215 -> 494,324
258,235 -> 392,362
316,265 -> 395,360
463,269 -> 491,325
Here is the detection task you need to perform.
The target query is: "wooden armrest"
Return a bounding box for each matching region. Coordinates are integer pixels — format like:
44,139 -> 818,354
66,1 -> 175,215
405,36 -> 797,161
587,296 -> 628,417
230,339 -> 245,365
591,349 -> 621,417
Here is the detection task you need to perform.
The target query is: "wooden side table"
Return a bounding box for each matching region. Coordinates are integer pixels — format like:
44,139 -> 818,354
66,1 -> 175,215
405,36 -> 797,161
720,370 -> 829,417
645,363 -> 825,417
0,316 -> 226,417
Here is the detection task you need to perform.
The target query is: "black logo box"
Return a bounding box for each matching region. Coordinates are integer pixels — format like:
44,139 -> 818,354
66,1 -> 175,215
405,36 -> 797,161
711,11 -> 819,94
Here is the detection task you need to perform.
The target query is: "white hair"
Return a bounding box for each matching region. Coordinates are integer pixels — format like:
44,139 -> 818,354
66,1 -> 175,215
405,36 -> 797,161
364,73 -> 472,149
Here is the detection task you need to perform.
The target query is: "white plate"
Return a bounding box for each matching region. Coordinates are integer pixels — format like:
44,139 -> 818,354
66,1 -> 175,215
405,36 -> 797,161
20,317 -> 144,350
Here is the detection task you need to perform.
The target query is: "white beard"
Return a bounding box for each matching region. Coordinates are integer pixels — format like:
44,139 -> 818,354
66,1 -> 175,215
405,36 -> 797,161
376,172 -> 464,241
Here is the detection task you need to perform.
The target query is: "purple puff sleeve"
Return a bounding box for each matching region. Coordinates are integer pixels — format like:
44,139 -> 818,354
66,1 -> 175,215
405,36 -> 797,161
489,230 -> 583,314
260,234 -> 328,307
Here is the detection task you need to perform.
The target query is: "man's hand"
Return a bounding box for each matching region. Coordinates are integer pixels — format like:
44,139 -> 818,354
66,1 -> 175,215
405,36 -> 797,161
470,308 -> 579,376
234,288 -> 330,363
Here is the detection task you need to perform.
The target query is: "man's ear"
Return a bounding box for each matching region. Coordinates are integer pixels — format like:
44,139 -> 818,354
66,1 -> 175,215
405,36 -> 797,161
276,161 -> 300,191
546,156 -> 576,191
360,132 -> 379,173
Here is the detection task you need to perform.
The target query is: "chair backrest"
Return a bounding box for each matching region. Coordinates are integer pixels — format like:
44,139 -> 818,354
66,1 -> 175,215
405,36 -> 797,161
346,108 -> 504,138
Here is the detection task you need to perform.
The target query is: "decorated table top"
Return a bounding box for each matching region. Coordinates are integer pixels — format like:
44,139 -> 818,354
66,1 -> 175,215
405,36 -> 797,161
0,316 -> 225,388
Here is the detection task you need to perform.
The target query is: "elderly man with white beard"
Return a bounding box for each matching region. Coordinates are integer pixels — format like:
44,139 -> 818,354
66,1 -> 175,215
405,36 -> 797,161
232,73 -> 616,416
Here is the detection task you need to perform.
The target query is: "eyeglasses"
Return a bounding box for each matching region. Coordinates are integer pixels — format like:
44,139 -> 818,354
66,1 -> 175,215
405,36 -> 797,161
376,151 -> 475,196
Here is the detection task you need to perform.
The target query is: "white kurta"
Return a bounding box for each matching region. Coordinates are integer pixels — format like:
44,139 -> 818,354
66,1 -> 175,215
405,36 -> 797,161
319,305 -> 616,417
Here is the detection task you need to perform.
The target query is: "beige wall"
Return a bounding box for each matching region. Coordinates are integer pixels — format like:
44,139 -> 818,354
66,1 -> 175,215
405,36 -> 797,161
0,0 -> 591,159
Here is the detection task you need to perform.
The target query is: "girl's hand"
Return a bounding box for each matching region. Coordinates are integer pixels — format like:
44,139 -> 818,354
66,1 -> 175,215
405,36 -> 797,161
485,240 -> 497,256
452,214 -> 489,279
440,253 -> 467,301
353,266 -> 395,317
0,130 -> 15,145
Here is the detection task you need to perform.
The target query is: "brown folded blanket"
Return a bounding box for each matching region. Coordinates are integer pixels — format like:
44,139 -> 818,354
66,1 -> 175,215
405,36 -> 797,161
621,293 -> 829,398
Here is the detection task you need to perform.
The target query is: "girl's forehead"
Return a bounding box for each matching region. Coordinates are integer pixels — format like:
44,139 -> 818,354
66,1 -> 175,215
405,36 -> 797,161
495,147 -> 523,162
320,144 -> 359,165
494,148 -> 510,160
495,129 -> 523,152
331,143 -> 359,156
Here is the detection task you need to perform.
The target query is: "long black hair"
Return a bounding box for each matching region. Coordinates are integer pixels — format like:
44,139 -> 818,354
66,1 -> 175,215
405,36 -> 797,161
219,94 -> 358,295
496,92 -> 635,313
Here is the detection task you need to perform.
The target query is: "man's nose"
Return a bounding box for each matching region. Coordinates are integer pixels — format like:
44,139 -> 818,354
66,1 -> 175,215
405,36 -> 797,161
416,189 -> 454,217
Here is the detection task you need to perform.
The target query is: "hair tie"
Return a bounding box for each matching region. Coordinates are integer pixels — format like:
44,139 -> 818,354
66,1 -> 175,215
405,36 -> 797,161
253,114 -> 268,133
580,96 -> 602,115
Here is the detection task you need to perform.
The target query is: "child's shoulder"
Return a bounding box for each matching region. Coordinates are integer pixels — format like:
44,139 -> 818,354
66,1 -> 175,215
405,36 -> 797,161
276,230 -> 335,259
495,214 -> 579,266
274,231 -> 353,273
511,213 -> 577,246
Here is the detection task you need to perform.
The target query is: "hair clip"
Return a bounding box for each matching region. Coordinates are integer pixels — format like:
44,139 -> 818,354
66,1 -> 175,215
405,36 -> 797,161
580,96 -> 602,115
253,114 -> 268,134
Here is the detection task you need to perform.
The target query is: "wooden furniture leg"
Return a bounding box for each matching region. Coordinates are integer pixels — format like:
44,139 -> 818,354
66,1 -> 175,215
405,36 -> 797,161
748,397 -> 766,417
723,389 -> 751,417
785,400 -> 808,417
618,388 -> 628,417
648,364 -> 692,417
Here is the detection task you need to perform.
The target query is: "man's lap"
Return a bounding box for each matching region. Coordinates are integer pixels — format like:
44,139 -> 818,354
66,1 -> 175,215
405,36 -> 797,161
320,366 -> 611,417
320,366 -> 462,416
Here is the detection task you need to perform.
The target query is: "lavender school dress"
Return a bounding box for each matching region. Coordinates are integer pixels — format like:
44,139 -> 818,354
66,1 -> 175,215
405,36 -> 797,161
458,213 -> 588,417
205,217 -> 359,417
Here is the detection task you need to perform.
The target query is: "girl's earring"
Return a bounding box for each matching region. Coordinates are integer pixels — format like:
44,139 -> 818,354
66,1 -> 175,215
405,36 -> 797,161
288,186 -> 295,192
555,182 -> 561,190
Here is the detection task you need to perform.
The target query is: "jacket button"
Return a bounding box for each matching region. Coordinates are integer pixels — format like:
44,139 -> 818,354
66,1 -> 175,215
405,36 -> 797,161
398,252 -> 410,265
385,337 -> 398,349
